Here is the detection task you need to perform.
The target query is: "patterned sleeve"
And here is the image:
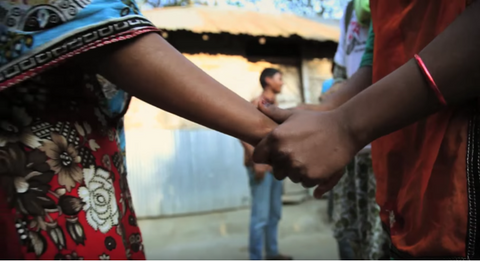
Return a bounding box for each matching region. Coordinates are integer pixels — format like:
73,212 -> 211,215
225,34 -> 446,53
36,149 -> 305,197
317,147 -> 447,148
360,21 -> 374,68
0,0 -> 159,90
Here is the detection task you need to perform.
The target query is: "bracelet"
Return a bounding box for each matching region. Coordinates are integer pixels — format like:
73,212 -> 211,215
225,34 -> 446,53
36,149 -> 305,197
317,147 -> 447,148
413,54 -> 447,106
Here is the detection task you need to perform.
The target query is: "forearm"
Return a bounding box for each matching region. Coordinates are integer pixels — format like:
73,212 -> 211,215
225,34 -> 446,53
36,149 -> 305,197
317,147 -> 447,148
300,68 -> 371,112
92,33 -> 277,145
295,104 -> 326,111
340,1 -> 480,145
321,66 -> 372,109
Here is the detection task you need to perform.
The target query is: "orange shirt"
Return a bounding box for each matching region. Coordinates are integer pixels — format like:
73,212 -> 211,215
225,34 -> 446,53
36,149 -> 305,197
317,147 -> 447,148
370,0 -> 477,258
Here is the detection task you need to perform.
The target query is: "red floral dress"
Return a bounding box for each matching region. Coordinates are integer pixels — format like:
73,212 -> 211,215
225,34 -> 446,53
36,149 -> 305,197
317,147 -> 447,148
0,63 -> 147,259
0,0 -> 159,259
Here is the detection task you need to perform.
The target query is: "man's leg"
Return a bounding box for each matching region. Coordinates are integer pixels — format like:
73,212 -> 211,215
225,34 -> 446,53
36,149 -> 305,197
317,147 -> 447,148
248,168 -> 272,260
265,172 -> 282,258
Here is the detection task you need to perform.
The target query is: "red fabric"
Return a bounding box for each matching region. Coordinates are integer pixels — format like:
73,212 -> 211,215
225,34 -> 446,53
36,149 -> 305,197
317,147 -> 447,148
0,29 -> 158,259
0,71 -> 147,259
0,191 -> 24,259
370,0 -> 471,257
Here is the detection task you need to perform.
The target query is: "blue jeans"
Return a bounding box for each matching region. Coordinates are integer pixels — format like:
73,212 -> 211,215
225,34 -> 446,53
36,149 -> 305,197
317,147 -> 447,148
247,168 -> 283,260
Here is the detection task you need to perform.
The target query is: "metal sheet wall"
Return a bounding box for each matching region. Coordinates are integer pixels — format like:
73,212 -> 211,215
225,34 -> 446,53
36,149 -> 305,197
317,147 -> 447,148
125,129 -> 251,218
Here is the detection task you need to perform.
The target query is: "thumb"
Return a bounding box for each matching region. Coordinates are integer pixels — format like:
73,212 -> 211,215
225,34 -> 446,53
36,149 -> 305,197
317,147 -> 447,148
252,135 -> 271,164
313,169 -> 344,199
258,101 -> 294,124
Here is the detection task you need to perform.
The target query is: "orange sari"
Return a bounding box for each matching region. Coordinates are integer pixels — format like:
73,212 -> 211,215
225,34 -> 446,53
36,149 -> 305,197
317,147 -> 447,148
370,0 -> 478,258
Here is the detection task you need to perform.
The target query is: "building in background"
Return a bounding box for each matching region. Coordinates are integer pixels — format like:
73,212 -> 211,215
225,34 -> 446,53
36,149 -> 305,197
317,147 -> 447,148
125,5 -> 339,218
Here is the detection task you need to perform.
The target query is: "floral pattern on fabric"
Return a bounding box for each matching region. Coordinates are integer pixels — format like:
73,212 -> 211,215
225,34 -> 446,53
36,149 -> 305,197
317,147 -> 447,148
96,75 -> 129,165
0,63 -> 144,259
79,166 -> 119,233
332,152 -> 390,259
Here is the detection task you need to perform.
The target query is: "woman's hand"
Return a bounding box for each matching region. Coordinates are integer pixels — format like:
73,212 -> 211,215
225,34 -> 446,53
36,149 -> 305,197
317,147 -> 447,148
253,164 -> 270,182
253,103 -> 366,198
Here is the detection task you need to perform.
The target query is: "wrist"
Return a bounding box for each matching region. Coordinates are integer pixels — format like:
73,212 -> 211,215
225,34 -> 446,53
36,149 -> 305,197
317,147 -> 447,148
335,105 -> 373,152
249,117 -> 277,146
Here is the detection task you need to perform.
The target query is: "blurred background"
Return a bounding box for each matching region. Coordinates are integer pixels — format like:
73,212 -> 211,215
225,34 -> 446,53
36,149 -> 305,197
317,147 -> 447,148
125,0 -> 344,259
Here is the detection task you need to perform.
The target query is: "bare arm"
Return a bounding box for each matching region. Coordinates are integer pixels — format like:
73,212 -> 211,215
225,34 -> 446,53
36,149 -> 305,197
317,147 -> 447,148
252,1 -> 480,196
314,21 -> 375,111
321,66 -> 372,109
345,0 -> 480,144
294,66 -> 372,112
84,33 -> 277,146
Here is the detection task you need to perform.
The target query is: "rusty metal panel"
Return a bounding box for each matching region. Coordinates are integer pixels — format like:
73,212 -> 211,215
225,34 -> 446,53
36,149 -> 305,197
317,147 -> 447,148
125,129 -> 251,218
143,6 -> 340,42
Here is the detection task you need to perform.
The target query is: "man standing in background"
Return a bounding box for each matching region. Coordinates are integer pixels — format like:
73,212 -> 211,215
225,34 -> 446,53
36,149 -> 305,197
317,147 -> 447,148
241,68 -> 292,260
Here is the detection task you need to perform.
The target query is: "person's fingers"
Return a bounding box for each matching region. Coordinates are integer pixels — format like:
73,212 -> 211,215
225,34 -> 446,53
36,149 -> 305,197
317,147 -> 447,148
288,175 -> 301,184
252,135 -> 271,164
258,102 -> 294,124
313,169 -> 344,199
272,165 -> 288,181
313,177 -> 341,198
270,147 -> 296,181
287,167 -> 303,184
301,177 -> 318,188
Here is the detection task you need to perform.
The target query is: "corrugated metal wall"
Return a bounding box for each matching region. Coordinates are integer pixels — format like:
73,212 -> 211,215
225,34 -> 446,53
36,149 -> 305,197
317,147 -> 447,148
126,129 -> 251,218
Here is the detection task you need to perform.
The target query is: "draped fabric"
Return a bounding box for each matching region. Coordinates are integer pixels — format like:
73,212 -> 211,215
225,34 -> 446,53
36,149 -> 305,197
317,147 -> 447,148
369,0 -> 477,258
0,0 -> 159,259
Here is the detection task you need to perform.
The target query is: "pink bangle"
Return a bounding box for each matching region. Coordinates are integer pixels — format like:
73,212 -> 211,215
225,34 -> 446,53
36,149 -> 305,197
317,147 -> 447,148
413,54 -> 447,106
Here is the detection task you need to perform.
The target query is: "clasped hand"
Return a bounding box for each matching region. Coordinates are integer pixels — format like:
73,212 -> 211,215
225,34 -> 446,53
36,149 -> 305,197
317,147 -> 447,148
252,102 -> 366,198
